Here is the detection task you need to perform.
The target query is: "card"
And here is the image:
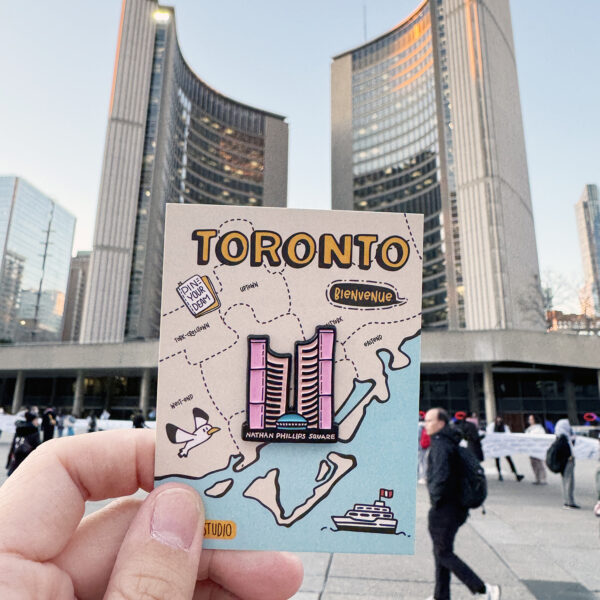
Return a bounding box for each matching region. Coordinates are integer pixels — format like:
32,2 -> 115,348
155,205 -> 423,554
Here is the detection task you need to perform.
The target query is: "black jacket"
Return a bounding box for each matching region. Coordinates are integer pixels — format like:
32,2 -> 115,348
427,425 -> 462,508
6,422 -> 41,473
455,419 -> 484,462
555,434 -> 572,474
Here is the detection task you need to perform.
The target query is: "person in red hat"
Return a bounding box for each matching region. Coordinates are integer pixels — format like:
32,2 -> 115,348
455,412 -> 484,463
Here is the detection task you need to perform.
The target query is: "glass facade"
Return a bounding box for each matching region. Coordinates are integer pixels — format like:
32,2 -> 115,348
434,0 -> 464,327
420,368 -> 600,430
125,11 -> 276,339
0,177 -> 75,342
575,184 -> 600,315
349,3 -> 448,328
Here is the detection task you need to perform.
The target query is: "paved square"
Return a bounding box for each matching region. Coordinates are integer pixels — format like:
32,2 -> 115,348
1,438 -> 598,598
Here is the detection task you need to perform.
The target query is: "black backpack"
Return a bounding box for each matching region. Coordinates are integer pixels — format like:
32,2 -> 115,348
457,445 -> 487,509
545,435 -> 569,473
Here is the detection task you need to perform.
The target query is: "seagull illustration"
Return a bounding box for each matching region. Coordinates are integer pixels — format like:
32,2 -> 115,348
166,407 -> 221,457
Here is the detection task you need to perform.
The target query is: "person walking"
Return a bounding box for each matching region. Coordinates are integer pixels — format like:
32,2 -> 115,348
56,410 -> 66,438
487,416 -> 524,482
41,407 -> 56,443
6,412 -> 41,476
66,413 -> 76,436
424,408 -> 500,600
525,414 -> 547,484
132,411 -> 147,429
87,411 -> 97,433
555,418 -> 580,509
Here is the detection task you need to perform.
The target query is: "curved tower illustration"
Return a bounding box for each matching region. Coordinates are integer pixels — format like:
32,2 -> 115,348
332,0 -> 542,331
81,0 -> 288,343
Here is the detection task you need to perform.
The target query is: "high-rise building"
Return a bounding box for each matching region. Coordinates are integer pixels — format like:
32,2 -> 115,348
81,0 -> 288,344
0,176 -> 75,343
294,327 -> 335,430
575,184 -> 600,316
331,0 -> 542,330
62,250 -> 91,342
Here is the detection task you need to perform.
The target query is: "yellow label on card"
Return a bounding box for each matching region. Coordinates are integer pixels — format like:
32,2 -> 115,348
204,520 -> 236,539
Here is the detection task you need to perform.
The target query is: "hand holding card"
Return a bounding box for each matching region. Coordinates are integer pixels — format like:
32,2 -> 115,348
0,430 -> 303,599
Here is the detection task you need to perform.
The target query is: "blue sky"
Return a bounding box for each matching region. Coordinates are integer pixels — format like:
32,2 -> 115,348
0,1 -> 598,309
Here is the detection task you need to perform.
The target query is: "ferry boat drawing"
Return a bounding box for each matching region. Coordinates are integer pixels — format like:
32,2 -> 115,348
331,489 -> 397,534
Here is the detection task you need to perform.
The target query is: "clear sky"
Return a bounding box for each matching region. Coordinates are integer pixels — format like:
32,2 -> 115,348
1,1 -> 598,310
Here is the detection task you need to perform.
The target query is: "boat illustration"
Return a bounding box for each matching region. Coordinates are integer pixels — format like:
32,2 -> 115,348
331,489 -> 397,534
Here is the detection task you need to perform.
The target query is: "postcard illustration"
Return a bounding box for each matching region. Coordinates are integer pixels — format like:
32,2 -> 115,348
155,205 -> 423,554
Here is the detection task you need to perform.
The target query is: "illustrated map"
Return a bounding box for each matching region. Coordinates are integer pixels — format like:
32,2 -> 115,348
155,205 -> 423,554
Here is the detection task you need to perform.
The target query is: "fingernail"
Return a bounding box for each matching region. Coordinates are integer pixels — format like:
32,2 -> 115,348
151,488 -> 200,551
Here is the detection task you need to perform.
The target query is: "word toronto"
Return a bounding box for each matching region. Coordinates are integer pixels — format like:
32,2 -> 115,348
192,230 -> 410,271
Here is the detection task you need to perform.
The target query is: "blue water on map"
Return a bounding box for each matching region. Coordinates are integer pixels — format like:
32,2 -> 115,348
160,335 -> 420,555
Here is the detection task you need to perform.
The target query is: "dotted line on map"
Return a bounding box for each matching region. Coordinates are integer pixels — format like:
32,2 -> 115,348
404,213 -> 422,261
218,217 -> 256,234
212,260 -> 295,330
336,348 -> 359,380
263,264 -> 293,314
161,304 -> 185,318
340,312 -> 422,345
159,349 -> 185,363
200,366 -> 241,453
212,264 -> 225,293
222,302 -> 302,333
212,217 -> 256,297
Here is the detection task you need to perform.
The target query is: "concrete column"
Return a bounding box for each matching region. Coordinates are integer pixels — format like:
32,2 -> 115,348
103,376 -> 114,413
483,363 -> 496,425
139,369 -> 151,416
564,372 -> 578,424
11,371 -> 25,414
72,371 -> 85,418
468,371 -> 478,416
597,369 -> 600,403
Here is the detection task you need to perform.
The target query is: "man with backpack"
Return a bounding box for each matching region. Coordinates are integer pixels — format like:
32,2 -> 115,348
546,418 -> 580,509
424,407 -> 500,600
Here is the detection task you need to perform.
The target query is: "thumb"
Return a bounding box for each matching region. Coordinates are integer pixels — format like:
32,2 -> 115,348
104,483 -> 204,600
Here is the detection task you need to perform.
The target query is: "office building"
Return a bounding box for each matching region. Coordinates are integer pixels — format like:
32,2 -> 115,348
62,251 -> 91,342
575,184 -> 600,316
2,1 -> 598,427
0,176 -> 75,343
332,0 -> 542,330
546,310 -> 600,336
294,327 -> 335,430
81,0 -> 289,344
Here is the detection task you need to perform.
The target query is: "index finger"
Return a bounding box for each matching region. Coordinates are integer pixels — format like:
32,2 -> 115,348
0,429 -> 155,562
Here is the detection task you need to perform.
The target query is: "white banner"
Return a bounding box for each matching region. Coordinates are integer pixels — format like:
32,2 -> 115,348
0,415 -> 597,461
482,432 -> 599,461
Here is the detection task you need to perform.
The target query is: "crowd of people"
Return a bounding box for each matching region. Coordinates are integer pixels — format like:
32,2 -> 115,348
0,407 -> 598,599
419,408 -> 600,600
4,406 -> 151,476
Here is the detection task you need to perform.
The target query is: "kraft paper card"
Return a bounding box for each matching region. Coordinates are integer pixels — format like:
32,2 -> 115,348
155,204 -> 423,554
